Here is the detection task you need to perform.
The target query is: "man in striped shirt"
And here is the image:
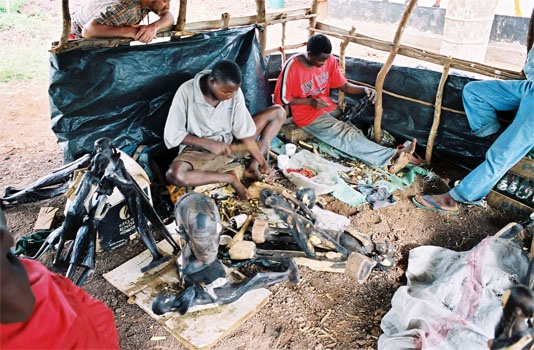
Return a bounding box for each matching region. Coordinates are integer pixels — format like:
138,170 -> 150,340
70,0 -> 174,43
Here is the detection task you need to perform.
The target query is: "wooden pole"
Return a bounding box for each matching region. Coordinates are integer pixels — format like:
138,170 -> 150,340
373,0 -> 417,144
309,0 -> 319,38
338,26 -> 355,113
256,0 -> 267,55
281,21 -> 287,63
175,0 -> 188,32
425,60 -> 451,165
312,22 -> 522,80
60,0 -> 71,45
221,13 -> 230,29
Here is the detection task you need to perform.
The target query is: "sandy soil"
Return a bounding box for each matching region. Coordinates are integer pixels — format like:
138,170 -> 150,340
0,1 -> 529,349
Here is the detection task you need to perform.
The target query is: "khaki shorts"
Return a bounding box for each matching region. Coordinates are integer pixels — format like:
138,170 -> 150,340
172,146 -> 243,172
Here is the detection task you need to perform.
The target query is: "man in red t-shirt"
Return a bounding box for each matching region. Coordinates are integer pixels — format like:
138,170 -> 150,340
0,208 -> 120,350
274,34 -> 416,173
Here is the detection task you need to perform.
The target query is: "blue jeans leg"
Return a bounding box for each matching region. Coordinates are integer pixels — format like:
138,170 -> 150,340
302,113 -> 397,167
462,79 -> 525,137
450,81 -> 534,203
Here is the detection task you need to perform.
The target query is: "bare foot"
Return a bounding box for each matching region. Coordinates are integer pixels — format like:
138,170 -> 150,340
244,166 -> 276,184
408,153 -> 425,166
400,138 -> 417,156
388,151 -> 410,174
244,166 -> 262,181
229,170 -> 249,200
388,138 -> 417,174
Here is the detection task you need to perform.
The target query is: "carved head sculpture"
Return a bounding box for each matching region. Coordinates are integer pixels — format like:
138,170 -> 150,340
90,152 -> 111,178
93,137 -> 115,159
174,192 -> 221,265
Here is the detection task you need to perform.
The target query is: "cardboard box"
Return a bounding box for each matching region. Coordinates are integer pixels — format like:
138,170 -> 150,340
487,157 -> 534,216
509,157 -> 534,179
65,150 -> 151,252
487,190 -> 533,217
280,123 -> 310,143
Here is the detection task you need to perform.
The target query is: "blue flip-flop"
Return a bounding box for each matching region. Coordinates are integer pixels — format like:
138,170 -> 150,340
412,195 -> 460,215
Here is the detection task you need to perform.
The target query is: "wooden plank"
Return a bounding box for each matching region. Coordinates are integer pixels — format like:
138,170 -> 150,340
294,256 -> 345,273
103,240 -> 177,296
134,287 -> 270,350
33,207 -> 58,231
509,157 -> 534,180
104,240 -> 271,350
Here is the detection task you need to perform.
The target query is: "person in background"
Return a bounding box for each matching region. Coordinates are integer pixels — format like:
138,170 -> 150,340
70,0 -> 174,43
274,34 -> 417,174
412,8 -> 534,215
164,60 -> 286,200
0,208 -> 120,349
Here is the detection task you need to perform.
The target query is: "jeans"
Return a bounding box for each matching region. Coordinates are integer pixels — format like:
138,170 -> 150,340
450,79 -> 534,204
302,110 -> 396,167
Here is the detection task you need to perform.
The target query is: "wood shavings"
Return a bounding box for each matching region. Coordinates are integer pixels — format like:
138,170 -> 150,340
149,336 -> 166,341
320,309 -> 332,324
344,312 -> 359,319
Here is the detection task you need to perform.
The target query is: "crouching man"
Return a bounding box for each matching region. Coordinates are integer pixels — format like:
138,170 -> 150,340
164,60 -> 286,200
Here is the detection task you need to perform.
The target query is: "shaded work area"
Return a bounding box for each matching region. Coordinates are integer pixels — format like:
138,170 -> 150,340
2,0 -> 532,348
51,25 -> 491,171
50,26 -> 272,164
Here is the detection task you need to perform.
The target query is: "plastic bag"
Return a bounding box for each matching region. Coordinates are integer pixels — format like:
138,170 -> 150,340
282,150 -> 351,195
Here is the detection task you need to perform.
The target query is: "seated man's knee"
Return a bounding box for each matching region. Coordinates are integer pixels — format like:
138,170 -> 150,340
463,81 -> 476,97
462,81 -> 482,105
166,164 -> 189,186
272,105 -> 287,124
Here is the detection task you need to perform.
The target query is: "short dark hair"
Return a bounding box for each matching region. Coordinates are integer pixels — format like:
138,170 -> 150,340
210,60 -> 242,85
307,34 -> 332,56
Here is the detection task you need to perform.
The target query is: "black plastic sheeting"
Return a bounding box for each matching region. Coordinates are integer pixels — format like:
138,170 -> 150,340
50,27 -> 504,171
266,54 -> 503,170
49,25 -> 272,163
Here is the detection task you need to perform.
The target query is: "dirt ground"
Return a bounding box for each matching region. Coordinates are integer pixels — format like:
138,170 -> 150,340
0,1 -> 529,349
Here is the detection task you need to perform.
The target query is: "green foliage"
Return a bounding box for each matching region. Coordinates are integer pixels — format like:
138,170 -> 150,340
0,2 -> 60,82
0,0 -> 27,14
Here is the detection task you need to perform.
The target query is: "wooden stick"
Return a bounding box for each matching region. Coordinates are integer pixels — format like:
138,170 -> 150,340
175,0 -> 187,32
309,0 -> 319,38
311,22 -> 522,80
60,0 -> 71,46
347,78 -> 465,115
338,26 -> 356,113
281,21 -> 287,64
425,59 -> 451,165
264,42 -> 306,55
226,214 -> 254,249
221,13 -> 230,29
256,0 -> 267,55
373,0 -> 418,144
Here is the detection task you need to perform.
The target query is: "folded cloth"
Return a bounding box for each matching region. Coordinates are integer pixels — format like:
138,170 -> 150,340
14,230 -> 52,257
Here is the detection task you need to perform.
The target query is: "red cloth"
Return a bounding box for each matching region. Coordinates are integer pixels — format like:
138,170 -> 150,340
1,259 -> 120,350
274,55 -> 347,127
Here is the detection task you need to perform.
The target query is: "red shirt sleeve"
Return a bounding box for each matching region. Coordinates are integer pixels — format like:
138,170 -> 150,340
327,56 -> 347,89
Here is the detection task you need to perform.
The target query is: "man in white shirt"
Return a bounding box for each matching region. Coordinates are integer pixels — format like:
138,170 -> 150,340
164,60 -> 286,200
